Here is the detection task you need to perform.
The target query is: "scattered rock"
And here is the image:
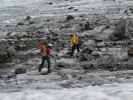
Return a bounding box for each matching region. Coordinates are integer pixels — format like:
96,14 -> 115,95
81,62 -> 94,70
92,81 -> 103,86
14,68 -> 27,74
48,2 -> 53,5
6,46 -> 16,57
29,21 -> 35,25
66,15 -> 74,21
0,43 -> 16,63
74,9 -> 78,11
17,22 -> 25,26
68,7 -> 74,10
109,18 -> 129,41
80,22 -> 92,31
25,16 -> 32,20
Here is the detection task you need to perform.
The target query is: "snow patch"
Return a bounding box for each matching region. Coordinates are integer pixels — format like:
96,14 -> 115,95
0,83 -> 133,100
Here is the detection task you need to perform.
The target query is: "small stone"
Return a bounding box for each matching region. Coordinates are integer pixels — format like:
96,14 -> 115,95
66,15 -> 74,21
14,68 -> 26,74
25,16 -> 32,20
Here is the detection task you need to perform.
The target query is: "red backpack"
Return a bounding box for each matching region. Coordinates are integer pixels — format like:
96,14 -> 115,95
37,42 -> 51,56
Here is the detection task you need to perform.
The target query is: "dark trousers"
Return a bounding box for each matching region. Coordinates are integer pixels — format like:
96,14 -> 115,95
38,56 -> 51,72
71,44 -> 80,55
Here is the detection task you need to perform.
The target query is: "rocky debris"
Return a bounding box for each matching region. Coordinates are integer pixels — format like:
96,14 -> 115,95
0,50 -> 9,63
56,58 -> 75,69
6,32 -> 28,39
80,22 -> 93,31
48,2 -> 53,5
14,68 -> 27,74
81,62 -> 95,71
78,47 -> 93,62
109,18 -> 129,41
129,8 -> 133,14
74,9 -> 78,11
0,14 -> 133,78
66,15 -> 74,21
17,22 -> 25,26
0,42 -> 16,63
76,39 -> 129,71
68,7 -> 74,10
25,16 -> 32,21
6,46 -> 16,57
29,21 -> 35,25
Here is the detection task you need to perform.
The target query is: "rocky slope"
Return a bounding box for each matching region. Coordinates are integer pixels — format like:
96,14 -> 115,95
0,0 -> 133,100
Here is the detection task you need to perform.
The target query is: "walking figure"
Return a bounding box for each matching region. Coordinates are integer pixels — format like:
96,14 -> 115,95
37,41 -> 52,73
71,33 -> 80,56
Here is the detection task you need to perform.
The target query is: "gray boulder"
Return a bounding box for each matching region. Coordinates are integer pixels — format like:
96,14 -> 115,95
14,68 -> 27,74
66,15 -> 74,21
109,18 -> 129,41
0,44 -> 16,63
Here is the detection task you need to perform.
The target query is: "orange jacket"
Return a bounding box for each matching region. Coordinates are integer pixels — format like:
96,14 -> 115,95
37,42 -> 51,57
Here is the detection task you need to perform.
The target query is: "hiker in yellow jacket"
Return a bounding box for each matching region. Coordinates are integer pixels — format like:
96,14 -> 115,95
71,33 -> 80,56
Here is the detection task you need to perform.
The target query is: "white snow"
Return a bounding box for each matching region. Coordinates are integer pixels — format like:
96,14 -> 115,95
0,0 -> 43,8
0,83 -> 133,100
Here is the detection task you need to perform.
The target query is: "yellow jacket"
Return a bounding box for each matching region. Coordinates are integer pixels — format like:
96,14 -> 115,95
71,34 -> 80,45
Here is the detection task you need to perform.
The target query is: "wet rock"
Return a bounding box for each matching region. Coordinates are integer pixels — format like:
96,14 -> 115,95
66,15 -> 74,21
14,68 -> 27,74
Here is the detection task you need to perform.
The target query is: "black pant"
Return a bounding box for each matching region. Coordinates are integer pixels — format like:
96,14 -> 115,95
71,44 -> 80,55
38,56 -> 51,72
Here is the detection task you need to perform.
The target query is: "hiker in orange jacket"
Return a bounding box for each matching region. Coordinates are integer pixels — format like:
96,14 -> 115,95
37,41 -> 52,73
71,33 -> 80,56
